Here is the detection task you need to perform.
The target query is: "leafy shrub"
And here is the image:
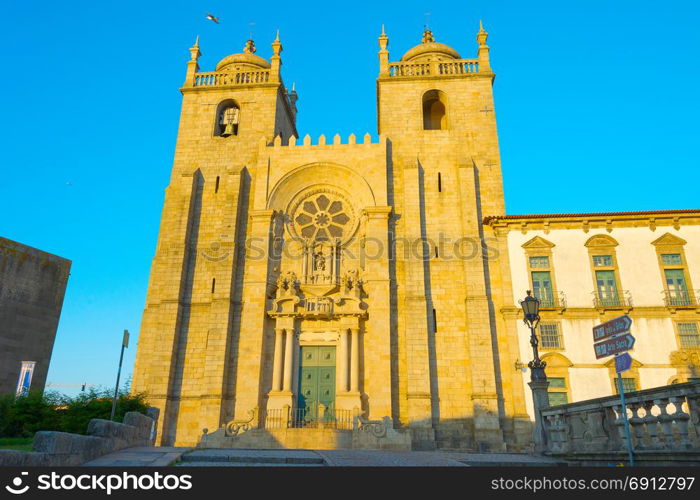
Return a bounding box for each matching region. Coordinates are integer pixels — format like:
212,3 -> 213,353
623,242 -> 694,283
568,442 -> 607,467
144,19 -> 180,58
0,387 -> 149,438
60,388 -> 148,435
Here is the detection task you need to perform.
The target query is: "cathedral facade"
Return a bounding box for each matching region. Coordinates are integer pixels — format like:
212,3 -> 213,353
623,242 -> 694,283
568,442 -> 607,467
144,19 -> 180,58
131,23 -> 700,450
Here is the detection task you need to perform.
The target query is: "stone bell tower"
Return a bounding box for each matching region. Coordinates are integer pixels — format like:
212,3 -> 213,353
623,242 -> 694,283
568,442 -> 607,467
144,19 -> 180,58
131,32 -> 299,446
375,23 -> 527,450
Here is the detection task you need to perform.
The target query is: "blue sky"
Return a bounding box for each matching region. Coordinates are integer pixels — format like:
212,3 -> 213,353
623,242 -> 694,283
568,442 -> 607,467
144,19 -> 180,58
1,1 -> 698,395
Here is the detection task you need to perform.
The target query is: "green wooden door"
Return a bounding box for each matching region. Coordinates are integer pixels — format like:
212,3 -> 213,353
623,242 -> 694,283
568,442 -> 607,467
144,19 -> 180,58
298,346 -> 336,422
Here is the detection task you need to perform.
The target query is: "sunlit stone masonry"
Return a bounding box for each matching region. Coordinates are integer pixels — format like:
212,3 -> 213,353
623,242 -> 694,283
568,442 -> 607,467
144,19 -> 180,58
131,24 -> 700,450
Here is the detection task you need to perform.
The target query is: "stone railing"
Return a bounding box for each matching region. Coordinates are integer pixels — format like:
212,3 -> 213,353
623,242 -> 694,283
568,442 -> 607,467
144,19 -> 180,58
194,70 -> 271,87
541,382 -> 700,456
388,59 -> 479,78
201,408 -> 411,450
305,297 -> 334,315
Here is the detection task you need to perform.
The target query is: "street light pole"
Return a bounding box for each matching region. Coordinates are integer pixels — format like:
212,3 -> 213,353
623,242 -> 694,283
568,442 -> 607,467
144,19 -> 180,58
519,291 -> 549,453
110,330 -> 130,422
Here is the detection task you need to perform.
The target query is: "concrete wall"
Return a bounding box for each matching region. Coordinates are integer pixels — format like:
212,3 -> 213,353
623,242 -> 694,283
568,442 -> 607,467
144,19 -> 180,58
0,237 -> 71,395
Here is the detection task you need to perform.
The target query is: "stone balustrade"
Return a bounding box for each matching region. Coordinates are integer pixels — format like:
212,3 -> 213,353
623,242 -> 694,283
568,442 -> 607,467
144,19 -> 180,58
388,59 -> 479,78
194,69 -> 271,87
541,381 -> 700,456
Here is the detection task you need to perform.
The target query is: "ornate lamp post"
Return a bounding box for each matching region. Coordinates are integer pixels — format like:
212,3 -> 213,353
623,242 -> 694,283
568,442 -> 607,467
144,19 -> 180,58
520,290 -> 547,382
519,290 -> 549,453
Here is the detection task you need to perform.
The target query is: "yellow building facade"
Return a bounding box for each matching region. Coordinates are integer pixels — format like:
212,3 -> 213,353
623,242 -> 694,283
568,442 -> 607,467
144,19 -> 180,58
131,24 -> 532,450
133,23 -> 700,450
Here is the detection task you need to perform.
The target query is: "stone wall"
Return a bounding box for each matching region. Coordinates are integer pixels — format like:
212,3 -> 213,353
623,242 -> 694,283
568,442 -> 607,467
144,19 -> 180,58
0,237 -> 71,395
0,409 -> 159,466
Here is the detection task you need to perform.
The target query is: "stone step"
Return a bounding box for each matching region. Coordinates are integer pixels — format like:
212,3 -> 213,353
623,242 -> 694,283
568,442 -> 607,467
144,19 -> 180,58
180,449 -> 326,466
177,462 -> 325,467
457,459 -> 568,467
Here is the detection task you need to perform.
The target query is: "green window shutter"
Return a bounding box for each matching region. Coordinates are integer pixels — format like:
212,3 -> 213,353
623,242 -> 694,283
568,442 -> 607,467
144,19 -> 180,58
548,392 -> 568,406
593,255 -> 613,267
529,256 -> 550,268
615,378 -> 637,393
532,271 -> 553,305
661,253 -> 682,265
665,269 -> 689,305
595,270 -> 618,305
548,377 -> 566,389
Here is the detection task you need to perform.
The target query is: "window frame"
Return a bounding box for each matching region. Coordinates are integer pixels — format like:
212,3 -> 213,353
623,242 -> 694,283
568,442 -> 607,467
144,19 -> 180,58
522,236 -> 559,308
539,321 -> 564,350
605,355 -> 640,394
674,321 -> 700,349
585,234 -> 624,307
652,233 -> 695,306
541,353 -> 572,407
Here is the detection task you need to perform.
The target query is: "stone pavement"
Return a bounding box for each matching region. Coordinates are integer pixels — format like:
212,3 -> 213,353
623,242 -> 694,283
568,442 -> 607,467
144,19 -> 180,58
83,447 -> 192,466
317,450 -> 564,466
84,446 -> 565,467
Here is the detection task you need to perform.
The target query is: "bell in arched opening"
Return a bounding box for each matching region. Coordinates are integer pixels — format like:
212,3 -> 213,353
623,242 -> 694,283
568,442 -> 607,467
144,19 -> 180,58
219,105 -> 240,137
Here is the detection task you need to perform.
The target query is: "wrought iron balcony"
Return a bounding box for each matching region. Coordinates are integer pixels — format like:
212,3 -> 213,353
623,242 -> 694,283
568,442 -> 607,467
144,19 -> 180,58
662,290 -> 700,307
536,291 -> 567,309
592,290 -> 633,309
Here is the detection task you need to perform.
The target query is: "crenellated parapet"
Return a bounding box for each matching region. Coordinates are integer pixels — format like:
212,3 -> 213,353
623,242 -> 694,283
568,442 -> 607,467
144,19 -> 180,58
266,132 -> 386,148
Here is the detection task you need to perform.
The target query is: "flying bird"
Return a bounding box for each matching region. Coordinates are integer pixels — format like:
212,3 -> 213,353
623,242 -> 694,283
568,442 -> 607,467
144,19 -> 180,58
206,13 -> 220,23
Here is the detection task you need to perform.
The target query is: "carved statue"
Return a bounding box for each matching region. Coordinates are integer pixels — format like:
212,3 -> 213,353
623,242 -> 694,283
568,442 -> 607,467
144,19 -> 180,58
315,252 -> 326,271
342,268 -> 363,298
276,271 -> 299,297
341,274 -> 351,295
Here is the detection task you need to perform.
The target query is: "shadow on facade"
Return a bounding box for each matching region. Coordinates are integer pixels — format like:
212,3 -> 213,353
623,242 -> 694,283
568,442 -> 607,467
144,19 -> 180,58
472,161 -> 508,438
161,170 -> 204,446
416,159 -> 441,425
221,167 -> 252,425
195,414 -> 535,452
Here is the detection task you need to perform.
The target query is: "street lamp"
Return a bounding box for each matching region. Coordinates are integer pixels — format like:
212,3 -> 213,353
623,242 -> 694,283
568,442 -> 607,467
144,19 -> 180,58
519,290 -> 547,382
519,290 -> 549,454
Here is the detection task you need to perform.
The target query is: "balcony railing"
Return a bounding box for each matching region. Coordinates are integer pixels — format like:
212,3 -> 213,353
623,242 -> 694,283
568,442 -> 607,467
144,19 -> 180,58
536,291 -> 567,309
305,297 -> 334,315
592,290 -> 633,308
388,58 -> 479,78
263,406 -> 355,430
662,290 -> 700,307
194,69 -> 271,87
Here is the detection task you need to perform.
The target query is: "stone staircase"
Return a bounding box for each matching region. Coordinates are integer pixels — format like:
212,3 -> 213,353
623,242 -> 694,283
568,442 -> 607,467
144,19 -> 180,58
177,449 -> 326,467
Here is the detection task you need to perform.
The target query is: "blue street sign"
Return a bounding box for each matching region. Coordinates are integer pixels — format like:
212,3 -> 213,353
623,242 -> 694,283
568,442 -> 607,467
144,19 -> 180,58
594,333 -> 636,359
615,352 -> 633,373
593,315 -> 633,342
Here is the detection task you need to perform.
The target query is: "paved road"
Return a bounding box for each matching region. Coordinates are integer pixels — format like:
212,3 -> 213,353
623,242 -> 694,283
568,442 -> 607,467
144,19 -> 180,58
84,447 -> 564,467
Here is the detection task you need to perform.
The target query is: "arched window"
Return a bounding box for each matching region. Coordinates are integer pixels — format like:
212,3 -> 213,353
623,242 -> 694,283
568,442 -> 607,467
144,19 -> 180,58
214,99 -> 240,137
422,90 -> 447,130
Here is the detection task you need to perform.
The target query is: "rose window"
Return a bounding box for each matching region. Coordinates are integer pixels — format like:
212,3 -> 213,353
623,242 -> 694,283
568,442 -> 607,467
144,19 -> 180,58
292,193 -> 353,241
